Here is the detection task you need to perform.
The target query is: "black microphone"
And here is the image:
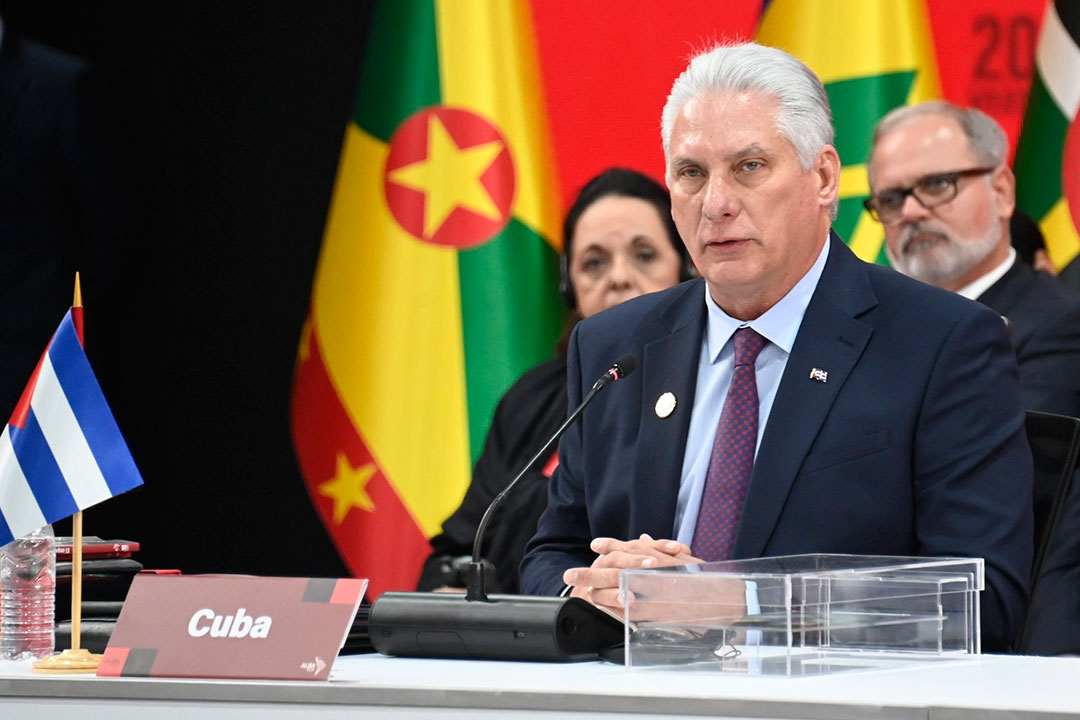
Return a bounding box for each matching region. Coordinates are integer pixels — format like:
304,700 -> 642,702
465,353 -> 636,602
369,355 -> 636,662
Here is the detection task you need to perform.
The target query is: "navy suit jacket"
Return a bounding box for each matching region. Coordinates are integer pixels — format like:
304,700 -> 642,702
977,259 -> 1080,419
521,237 -> 1033,651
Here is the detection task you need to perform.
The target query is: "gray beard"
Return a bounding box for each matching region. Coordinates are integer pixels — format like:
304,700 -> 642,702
886,219 -> 1002,288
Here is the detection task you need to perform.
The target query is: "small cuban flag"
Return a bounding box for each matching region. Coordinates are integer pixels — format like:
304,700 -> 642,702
0,309 -> 143,545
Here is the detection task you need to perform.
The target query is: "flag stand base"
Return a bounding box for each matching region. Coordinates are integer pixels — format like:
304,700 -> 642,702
33,648 -> 101,674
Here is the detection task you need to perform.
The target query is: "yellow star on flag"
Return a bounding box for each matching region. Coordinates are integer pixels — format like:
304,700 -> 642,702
318,454 -> 376,524
388,114 -> 505,239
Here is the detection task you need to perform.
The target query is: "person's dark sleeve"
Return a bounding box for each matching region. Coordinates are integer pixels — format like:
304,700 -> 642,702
521,326 -> 598,595
914,305 -> 1033,651
484,471 -> 553,593
1013,300 -> 1080,420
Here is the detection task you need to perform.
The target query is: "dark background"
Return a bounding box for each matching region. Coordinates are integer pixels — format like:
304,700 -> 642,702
2,1 -> 376,576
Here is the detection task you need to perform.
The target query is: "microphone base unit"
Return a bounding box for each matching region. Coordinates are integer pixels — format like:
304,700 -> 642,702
369,592 -> 624,662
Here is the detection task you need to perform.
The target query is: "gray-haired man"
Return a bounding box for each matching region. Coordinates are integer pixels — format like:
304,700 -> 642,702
867,100 -> 1080,420
522,45 -> 1032,651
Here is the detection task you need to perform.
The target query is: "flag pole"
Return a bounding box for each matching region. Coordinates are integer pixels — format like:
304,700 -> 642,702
72,274 -> 85,652
34,273 -> 100,673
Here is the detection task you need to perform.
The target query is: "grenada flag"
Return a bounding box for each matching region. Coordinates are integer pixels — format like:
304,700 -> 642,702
291,0 -> 564,597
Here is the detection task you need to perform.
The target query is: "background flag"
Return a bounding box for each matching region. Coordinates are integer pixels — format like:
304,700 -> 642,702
291,0 -> 564,597
1014,0 -> 1080,274
756,0 -> 942,264
0,310 -> 143,546
530,1 -> 759,203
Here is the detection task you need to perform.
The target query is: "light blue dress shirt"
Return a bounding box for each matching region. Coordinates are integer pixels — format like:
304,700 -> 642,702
673,235 -> 831,546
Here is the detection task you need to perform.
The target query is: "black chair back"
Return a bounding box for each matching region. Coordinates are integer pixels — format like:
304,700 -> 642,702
1026,411 -> 1080,584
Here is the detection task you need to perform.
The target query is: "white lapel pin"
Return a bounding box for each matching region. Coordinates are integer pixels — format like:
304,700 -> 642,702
655,392 -> 677,418
809,368 -> 828,383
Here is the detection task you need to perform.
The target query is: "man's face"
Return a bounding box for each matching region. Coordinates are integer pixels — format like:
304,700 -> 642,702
869,114 -> 1014,290
666,90 -> 838,320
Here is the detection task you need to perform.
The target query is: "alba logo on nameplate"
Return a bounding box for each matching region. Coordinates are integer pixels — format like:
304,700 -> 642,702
97,575 -> 367,681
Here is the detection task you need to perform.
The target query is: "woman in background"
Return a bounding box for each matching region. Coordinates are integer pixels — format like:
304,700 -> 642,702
417,167 -> 695,593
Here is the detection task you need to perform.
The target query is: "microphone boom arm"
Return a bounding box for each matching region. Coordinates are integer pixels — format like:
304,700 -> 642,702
466,355 -> 635,601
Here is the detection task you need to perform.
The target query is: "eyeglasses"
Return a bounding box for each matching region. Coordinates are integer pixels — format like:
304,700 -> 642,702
863,167 -> 997,224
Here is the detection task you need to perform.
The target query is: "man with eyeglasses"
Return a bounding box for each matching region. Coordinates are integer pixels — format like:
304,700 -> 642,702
867,100 -> 1080,420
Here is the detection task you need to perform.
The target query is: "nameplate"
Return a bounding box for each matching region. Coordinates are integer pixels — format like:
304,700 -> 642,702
98,574 -> 367,681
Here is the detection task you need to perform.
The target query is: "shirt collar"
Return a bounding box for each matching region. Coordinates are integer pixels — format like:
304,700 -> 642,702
956,247 -> 1016,301
705,233 -> 831,362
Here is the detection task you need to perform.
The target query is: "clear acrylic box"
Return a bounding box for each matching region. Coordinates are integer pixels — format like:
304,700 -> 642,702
620,554 -> 982,676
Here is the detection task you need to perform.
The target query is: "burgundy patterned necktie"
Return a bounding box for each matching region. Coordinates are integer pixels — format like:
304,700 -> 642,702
692,327 -> 768,562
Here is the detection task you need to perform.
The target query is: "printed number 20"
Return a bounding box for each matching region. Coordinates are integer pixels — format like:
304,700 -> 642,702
974,14 -> 1037,81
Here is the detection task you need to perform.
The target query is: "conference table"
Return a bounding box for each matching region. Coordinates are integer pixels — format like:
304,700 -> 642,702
2,651 -> 1080,719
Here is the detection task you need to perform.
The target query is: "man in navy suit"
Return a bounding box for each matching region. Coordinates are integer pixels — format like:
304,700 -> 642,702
520,44 -> 1033,652
866,100 -> 1080,420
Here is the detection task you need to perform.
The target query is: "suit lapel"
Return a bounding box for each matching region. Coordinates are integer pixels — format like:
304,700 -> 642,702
734,237 -> 877,558
631,280 -> 706,536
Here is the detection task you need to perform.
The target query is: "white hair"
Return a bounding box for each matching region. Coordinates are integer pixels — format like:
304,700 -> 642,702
661,43 -> 835,171
869,100 -> 1008,186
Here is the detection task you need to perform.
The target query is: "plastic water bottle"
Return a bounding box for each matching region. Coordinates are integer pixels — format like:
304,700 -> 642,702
0,525 -> 55,661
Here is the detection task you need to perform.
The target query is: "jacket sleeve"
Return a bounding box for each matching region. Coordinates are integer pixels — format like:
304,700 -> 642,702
1013,300 -> 1080,420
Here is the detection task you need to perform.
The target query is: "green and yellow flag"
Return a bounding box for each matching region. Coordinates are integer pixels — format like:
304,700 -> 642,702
1014,0 -> 1080,272
757,0 -> 941,264
291,0 -> 564,597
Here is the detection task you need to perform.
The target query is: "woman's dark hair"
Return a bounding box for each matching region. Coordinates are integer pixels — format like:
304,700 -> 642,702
562,167 -> 685,264
555,169 -> 695,351
559,168 -> 693,310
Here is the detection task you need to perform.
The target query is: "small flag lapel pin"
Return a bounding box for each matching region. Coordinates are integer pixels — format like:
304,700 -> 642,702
809,368 -> 828,383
